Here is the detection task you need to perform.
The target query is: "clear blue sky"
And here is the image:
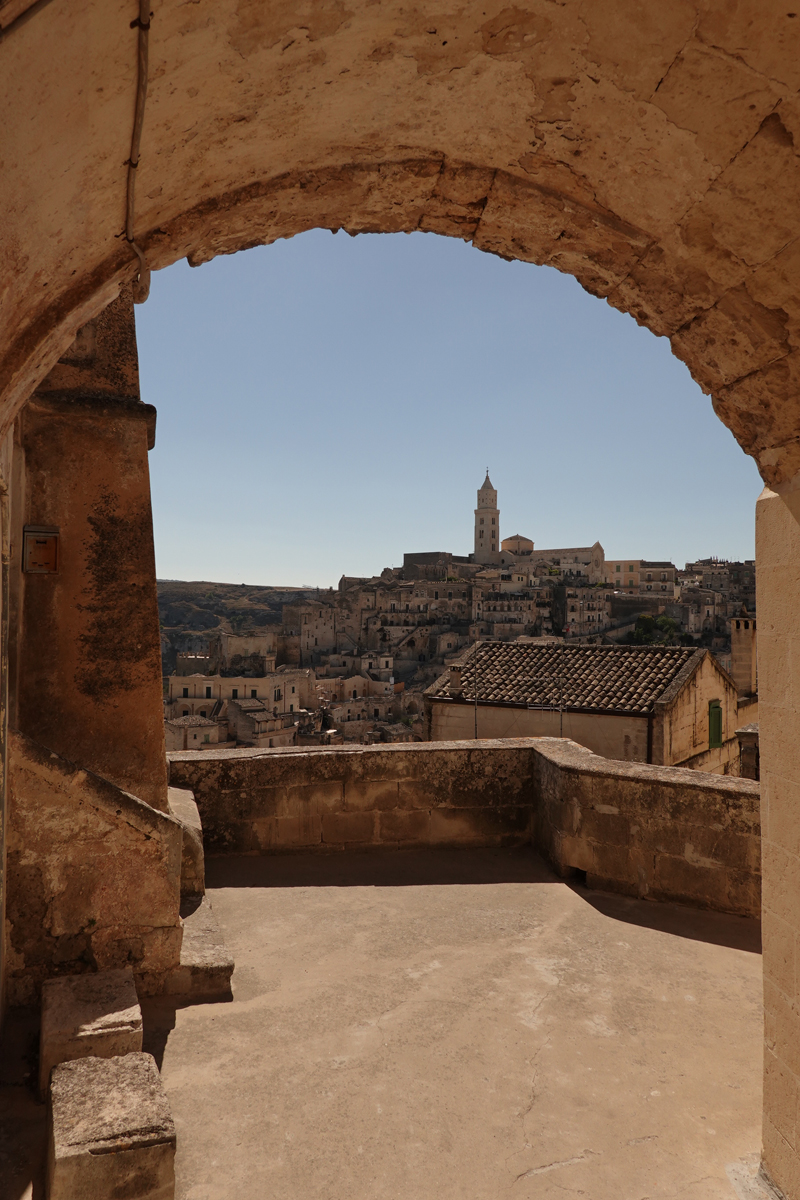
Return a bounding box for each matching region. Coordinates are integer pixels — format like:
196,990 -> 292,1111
136,230 -> 763,587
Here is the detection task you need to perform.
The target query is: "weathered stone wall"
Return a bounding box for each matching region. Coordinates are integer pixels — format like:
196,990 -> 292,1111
5,731 -> 182,1006
168,739 -> 761,919
10,387 -> 168,812
167,742 -> 536,854
532,739 -> 761,918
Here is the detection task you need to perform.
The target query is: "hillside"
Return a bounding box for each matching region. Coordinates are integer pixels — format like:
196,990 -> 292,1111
157,579 -> 324,674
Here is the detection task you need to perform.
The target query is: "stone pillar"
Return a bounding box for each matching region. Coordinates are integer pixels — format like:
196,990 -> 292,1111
8,290 -> 168,812
756,486 -> 800,1196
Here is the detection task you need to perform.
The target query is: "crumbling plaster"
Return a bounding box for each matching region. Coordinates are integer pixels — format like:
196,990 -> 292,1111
3,1 -> 800,493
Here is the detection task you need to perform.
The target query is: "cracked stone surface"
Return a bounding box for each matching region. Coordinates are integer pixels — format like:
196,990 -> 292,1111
146,847 -> 762,1200
3,2 -> 800,491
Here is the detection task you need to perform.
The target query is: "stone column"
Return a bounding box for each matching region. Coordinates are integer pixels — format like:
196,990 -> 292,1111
756,486 -> 800,1196
8,290 -> 168,812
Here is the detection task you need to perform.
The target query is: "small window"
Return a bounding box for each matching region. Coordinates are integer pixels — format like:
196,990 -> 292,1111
199,710 -> 206,718
203,734 -> 210,744
479,517 -> 484,525
434,591 -> 439,600
290,703 -> 294,713
232,688 -> 238,699
182,687 -> 189,698
205,686 -> 212,698
709,700 -> 723,749
182,709 -> 189,716
251,689 -> 257,699
291,685 -> 295,693
615,565 -> 620,573
274,688 -> 282,701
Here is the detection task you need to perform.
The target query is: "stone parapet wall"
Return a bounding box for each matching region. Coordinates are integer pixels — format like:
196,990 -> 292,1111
167,742 -> 537,854
168,739 -> 761,918
533,739 -> 761,918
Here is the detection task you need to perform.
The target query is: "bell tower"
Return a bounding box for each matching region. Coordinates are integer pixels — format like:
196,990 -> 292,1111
474,470 -> 500,564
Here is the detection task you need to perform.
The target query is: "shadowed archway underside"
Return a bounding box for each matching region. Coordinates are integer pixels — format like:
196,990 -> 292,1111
3,0 -> 800,487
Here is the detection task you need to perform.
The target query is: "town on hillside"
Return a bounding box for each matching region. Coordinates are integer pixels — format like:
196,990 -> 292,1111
162,473 -> 758,777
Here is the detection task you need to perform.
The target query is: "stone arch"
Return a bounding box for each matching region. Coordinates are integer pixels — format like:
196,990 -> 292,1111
4,4 -> 800,1197
3,1 -> 800,496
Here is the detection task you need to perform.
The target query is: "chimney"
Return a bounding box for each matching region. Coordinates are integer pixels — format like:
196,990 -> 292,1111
449,665 -> 463,696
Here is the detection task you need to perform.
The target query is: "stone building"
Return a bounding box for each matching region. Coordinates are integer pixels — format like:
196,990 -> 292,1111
638,560 -> 678,598
164,715 -> 224,752
166,668 -> 315,721
531,542 -> 606,584
553,585 -> 612,638
226,699 -> 297,748
605,559 -> 642,590
281,600 -> 336,662
425,642 -> 740,772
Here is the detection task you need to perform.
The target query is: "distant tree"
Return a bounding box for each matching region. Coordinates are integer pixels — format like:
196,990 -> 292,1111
628,613 -> 682,645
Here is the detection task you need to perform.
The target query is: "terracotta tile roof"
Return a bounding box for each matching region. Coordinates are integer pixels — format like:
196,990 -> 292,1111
425,642 -> 707,714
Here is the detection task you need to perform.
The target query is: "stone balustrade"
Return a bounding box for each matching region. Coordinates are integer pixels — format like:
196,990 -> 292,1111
168,738 -> 761,919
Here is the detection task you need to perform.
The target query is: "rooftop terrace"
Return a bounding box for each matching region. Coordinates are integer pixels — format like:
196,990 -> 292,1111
147,847 -> 762,1199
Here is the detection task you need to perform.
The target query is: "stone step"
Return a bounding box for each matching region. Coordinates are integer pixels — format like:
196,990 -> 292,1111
165,896 -> 234,1001
39,967 -> 142,1100
48,1053 -> 175,1200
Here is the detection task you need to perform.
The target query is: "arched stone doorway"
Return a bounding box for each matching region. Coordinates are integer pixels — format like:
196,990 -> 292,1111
3,3 -> 800,1194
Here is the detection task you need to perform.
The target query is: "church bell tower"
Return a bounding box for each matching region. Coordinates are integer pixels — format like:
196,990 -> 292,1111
474,471 -> 500,564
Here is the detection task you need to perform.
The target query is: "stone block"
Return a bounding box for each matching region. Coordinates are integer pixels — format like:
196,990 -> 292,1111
167,787 -> 205,898
429,806 -> 529,845
344,779 -> 399,812
284,781 -> 341,817
378,809 -> 431,844
39,968 -> 142,1100
47,1053 -> 175,1200
578,807 -> 631,846
321,811 -> 375,844
165,896 -> 233,1001
587,841 -> 634,886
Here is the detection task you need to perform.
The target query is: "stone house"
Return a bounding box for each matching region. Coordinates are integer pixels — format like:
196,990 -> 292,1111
530,542 -> 605,584
226,699 -> 298,748
552,586 -> 612,638
164,715 -> 224,752
638,561 -> 678,598
282,601 -> 336,660
604,559 -> 642,590
166,668 -> 315,720
425,642 -> 741,773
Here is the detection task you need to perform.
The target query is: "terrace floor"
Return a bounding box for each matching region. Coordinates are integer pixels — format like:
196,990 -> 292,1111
142,847 -> 764,1200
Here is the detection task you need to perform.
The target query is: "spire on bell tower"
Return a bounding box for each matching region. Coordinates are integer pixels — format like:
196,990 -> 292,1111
474,470 -> 500,564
